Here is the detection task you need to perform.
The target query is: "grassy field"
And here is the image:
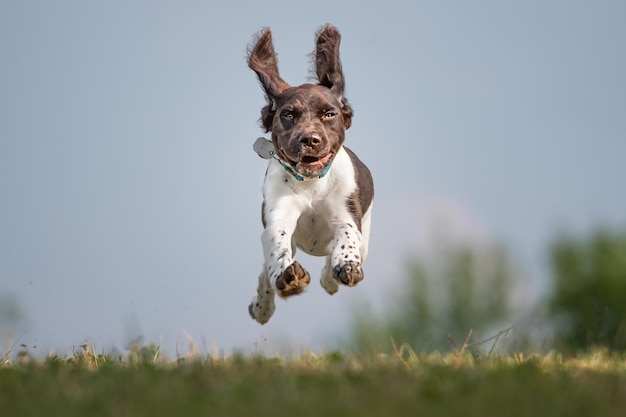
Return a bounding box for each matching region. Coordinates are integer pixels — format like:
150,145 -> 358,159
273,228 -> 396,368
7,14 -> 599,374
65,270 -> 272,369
1,344 -> 626,417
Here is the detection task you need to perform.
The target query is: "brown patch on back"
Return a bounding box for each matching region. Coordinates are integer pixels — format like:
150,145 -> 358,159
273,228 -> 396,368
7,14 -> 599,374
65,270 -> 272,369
344,147 -> 374,231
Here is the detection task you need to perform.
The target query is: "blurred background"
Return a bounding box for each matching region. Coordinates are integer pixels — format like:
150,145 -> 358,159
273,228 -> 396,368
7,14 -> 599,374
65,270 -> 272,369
1,1 -> 625,357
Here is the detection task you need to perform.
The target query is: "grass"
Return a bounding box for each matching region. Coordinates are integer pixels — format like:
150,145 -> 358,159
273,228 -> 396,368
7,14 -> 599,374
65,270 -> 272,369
1,343 -> 626,417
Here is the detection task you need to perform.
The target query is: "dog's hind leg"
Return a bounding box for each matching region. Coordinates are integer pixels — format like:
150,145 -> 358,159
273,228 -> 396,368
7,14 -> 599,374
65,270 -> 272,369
320,255 -> 340,295
248,266 -> 276,324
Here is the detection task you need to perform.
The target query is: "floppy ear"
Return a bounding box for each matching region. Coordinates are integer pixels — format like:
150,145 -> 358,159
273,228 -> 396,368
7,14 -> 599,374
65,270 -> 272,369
248,28 -> 290,131
314,24 -> 353,128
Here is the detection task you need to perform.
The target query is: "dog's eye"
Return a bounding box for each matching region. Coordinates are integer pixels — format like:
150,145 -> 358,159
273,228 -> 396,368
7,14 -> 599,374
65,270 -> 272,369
323,111 -> 336,120
282,111 -> 295,120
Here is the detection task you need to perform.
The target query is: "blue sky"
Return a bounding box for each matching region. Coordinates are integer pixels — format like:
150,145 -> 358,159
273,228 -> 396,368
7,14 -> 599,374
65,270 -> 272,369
1,1 -> 625,356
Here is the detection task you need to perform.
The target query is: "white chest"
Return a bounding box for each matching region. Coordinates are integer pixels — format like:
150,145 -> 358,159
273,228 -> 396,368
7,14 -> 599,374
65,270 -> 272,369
262,147 -> 359,256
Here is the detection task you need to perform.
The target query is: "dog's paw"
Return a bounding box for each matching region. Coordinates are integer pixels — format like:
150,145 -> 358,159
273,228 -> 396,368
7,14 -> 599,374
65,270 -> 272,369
249,296 -> 275,324
321,277 -> 340,295
320,271 -> 340,295
276,261 -> 310,298
333,260 -> 363,287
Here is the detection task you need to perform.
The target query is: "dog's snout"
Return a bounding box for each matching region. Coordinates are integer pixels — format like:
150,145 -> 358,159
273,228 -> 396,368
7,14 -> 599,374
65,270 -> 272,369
299,133 -> 322,148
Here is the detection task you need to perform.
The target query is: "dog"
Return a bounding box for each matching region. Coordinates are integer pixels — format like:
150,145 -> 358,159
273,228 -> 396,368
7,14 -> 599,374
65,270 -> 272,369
247,24 -> 374,324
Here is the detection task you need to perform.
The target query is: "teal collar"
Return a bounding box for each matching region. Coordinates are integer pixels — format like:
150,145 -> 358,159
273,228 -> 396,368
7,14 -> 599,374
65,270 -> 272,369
253,137 -> 332,182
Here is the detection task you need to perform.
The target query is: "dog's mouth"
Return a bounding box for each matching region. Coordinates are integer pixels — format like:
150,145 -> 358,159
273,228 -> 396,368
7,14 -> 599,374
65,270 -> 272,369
300,154 -> 329,166
290,152 -> 334,177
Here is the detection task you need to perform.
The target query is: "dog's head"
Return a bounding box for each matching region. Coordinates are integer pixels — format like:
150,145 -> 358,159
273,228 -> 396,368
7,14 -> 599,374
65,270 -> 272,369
248,24 -> 353,179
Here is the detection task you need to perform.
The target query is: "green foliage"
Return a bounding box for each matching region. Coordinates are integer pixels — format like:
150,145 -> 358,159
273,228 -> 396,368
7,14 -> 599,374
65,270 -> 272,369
548,228 -> 626,352
1,349 -> 626,417
349,241 -> 516,354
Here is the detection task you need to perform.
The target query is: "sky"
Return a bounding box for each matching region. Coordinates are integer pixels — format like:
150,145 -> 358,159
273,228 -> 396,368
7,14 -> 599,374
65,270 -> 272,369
1,1 -> 625,357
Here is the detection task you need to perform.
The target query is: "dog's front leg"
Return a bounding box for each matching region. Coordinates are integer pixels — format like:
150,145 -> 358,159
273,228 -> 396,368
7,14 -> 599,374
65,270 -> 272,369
262,205 -> 311,298
331,222 -> 365,287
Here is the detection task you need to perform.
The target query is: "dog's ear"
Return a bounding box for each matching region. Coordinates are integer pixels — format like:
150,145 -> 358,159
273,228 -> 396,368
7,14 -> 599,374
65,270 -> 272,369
314,24 -> 353,129
248,28 -> 290,131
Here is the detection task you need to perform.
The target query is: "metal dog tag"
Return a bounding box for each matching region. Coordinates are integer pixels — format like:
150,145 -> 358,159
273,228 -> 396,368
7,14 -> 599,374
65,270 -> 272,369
253,137 -> 275,159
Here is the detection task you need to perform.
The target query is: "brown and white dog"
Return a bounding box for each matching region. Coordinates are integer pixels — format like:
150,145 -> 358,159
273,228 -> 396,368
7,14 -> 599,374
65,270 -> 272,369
247,24 -> 374,324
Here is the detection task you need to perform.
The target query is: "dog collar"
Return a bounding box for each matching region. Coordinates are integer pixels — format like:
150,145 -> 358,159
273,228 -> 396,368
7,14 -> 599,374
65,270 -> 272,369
253,137 -> 331,182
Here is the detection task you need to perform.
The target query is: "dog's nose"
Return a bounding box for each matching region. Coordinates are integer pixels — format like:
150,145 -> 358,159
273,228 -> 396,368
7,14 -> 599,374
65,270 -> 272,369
299,133 -> 322,147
